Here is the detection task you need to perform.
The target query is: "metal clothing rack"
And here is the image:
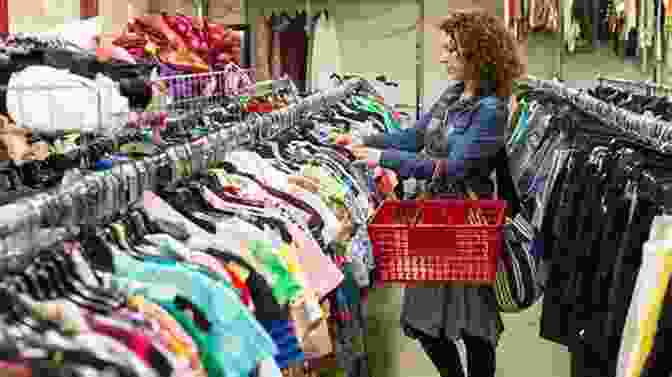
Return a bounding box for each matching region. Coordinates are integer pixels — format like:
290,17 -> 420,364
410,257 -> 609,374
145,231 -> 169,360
528,76 -> 672,153
595,75 -> 672,98
596,75 -> 657,96
0,77 -> 372,252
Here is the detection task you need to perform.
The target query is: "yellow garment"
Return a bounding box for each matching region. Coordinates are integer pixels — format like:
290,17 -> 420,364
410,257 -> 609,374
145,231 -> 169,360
277,242 -> 308,297
617,230 -> 672,377
628,247 -> 672,377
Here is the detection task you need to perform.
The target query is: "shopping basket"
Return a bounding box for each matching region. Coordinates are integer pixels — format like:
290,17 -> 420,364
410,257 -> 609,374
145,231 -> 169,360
368,199 -> 506,284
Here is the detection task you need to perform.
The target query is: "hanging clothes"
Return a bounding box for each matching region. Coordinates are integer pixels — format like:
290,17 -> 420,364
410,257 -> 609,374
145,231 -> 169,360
0,78 -> 408,377
310,12 -> 343,92
270,17 -> 283,80
640,0 -> 655,48
278,12 -> 309,92
624,0 -> 637,34
508,84 -> 672,377
255,15 -> 272,82
616,235 -> 672,377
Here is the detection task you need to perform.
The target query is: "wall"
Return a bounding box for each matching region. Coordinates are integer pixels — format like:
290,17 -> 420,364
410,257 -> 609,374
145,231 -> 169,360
147,0 -> 241,24
9,0 -> 79,32
98,0 -> 150,39
245,0 -> 508,110
421,0 -> 503,109
247,0 -> 419,108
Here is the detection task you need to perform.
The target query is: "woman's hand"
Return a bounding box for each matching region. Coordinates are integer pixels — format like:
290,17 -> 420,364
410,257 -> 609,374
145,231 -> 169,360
351,145 -> 382,168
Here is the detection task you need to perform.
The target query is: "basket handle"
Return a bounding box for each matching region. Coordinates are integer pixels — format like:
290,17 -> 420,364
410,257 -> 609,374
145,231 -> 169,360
393,205 -> 423,225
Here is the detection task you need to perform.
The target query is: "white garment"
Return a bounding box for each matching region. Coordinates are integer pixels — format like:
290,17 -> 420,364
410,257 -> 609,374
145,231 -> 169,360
46,17 -> 99,50
563,0 -> 575,45
288,186 -> 340,244
640,0 -> 655,48
616,222 -> 672,377
226,151 -> 290,191
7,66 -> 129,134
310,13 -> 343,92
141,191 -> 275,284
257,357 -> 282,377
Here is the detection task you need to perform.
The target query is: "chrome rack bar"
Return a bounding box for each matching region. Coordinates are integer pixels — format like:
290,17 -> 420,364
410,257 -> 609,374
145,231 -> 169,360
595,74 -> 655,96
0,77 -> 371,250
641,81 -> 672,97
535,77 -> 672,152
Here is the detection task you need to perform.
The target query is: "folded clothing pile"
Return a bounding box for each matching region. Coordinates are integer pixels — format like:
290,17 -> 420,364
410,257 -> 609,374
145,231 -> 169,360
113,14 -> 243,73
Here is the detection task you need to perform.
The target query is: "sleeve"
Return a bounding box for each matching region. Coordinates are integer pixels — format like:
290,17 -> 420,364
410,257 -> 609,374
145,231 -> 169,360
379,101 -> 506,180
361,112 -> 433,152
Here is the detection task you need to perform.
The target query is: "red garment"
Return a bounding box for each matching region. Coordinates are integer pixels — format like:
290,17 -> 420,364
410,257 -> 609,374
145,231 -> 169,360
278,29 -> 308,92
271,29 -> 283,79
80,0 -> 97,18
224,264 -> 255,311
0,0 -> 7,33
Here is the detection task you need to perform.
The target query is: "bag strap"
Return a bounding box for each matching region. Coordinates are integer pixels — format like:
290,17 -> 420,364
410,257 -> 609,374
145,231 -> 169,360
433,159 -> 512,225
493,147 -> 521,216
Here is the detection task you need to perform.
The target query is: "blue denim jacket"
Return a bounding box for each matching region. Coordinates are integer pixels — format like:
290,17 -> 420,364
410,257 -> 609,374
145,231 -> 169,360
363,84 -> 508,182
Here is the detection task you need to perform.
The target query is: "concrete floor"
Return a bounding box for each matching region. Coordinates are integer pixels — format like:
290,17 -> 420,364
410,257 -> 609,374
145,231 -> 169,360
364,286 -> 570,377
363,34 -> 654,377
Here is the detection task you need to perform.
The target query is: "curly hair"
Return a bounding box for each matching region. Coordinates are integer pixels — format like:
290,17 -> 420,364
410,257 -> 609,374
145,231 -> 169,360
438,9 -> 524,98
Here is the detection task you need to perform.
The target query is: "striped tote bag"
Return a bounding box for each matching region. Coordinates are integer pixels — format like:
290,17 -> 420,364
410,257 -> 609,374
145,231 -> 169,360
495,213 -> 543,313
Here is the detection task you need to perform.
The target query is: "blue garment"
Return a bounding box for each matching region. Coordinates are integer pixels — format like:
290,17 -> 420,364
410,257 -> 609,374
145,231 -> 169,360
112,252 -> 277,377
259,320 -> 304,369
374,97 -> 505,180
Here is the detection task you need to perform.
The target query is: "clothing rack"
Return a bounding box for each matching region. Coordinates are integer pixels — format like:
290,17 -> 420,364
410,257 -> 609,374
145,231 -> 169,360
595,74 -> 672,98
527,76 -> 672,153
0,77 -> 372,251
245,76 -> 298,98
596,75 -> 656,96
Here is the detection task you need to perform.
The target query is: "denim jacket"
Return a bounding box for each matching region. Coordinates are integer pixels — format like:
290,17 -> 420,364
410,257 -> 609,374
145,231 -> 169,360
362,81 -> 509,197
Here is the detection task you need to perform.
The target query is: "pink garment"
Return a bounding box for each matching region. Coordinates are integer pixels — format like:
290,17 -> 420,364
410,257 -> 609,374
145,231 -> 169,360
188,251 -> 231,282
128,296 -> 205,373
87,314 -> 154,364
203,182 -> 342,298
271,29 -> 283,79
112,309 -> 194,375
287,224 -> 343,299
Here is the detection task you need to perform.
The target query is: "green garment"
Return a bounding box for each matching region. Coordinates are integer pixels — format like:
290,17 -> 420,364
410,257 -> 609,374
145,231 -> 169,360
159,300 -> 220,377
248,239 -> 304,305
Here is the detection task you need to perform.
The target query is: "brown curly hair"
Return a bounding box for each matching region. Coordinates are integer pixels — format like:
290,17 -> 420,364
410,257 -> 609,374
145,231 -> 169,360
438,9 -> 525,98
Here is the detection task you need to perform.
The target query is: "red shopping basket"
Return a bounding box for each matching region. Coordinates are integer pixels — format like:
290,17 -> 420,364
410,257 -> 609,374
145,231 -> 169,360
368,199 -> 506,284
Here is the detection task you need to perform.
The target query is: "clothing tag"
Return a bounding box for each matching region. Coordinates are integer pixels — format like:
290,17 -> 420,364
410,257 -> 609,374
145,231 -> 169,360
304,299 -> 323,323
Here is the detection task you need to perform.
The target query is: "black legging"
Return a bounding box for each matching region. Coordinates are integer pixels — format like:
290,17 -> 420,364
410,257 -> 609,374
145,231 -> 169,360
417,332 -> 496,377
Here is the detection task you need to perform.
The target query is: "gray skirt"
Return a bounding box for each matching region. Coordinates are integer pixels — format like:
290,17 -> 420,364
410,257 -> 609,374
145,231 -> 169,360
400,283 -> 504,346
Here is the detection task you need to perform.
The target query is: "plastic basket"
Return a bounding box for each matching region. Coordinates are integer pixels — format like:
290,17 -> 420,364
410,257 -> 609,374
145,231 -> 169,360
368,199 -> 506,284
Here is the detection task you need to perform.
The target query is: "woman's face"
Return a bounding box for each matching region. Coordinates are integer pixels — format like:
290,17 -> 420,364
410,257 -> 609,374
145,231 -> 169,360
439,32 -> 465,80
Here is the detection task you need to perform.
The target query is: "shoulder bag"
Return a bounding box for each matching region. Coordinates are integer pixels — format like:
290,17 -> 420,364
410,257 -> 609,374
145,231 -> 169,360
429,154 -> 543,313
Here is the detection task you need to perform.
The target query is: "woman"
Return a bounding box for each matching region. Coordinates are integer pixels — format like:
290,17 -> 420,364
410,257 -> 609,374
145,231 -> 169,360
352,10 -> 524,377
